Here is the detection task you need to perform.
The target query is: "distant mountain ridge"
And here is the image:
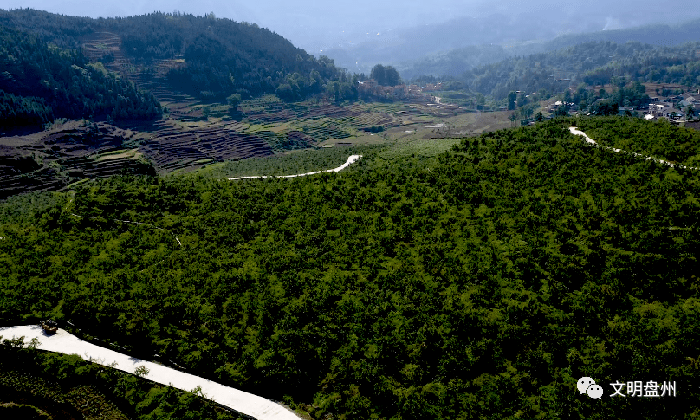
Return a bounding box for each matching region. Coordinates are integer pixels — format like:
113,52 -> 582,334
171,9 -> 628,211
537,17 -> 700,53
324,13 -> 560,75
397,17 -> 700,80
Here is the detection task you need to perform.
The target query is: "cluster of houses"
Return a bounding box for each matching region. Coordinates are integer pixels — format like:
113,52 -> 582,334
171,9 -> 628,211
544,92 -> 699,122
419,82 -> 444,92
357,79 -> 408,100
547,100 -> 578,113
642,93 -> 699,122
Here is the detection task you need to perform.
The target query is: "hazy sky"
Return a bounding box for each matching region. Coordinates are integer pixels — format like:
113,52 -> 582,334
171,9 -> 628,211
2,1 -> 700,53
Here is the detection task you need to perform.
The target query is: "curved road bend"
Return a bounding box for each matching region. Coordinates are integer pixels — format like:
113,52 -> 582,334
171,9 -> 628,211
228,155 -> 362,180
0,325 -> 302,420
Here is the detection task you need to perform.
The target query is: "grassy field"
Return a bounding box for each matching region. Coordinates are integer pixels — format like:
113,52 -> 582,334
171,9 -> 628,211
377,138 -> 462,160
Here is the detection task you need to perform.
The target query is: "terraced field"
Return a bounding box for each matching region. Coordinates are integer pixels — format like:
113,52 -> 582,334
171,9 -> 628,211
140,124 -> 274,173
80,33 -> 492,153
0,122 -> 154,199
1,30 -> 512,200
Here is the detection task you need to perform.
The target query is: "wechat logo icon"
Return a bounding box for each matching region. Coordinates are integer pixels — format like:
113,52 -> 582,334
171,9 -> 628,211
577,377 -> 604,399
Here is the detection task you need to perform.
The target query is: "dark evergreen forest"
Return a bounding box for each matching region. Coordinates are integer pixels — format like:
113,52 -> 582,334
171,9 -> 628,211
0,9 -> 351,102
0,23 -> 161,126
1,117 -> 699,419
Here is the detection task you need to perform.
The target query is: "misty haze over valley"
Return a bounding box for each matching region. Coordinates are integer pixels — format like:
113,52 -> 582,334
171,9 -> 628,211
5,0 -> 700,75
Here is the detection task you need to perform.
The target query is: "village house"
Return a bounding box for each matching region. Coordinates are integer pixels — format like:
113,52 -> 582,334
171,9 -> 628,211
358,80 -> 408,100
618,106 -> 634,115
650,103 -> 667,117
421,82 -> 443,92
393,84 -> 408,97
357,79 -> 378,90
665,110 -> 685,120
679,95 -> 699,109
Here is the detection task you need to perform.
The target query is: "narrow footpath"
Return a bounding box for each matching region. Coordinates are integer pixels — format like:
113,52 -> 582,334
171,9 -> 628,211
0,325 -> 302,420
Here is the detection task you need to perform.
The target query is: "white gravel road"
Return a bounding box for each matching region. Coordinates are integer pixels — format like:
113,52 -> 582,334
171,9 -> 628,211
229,154 -> 362,180
0,325 -> 302,420
569,127 -> 699,170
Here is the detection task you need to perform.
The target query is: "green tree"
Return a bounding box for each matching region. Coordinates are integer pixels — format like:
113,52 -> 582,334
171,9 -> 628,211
371,64 -> 401,86
508,91 -> 517,110
226,93 -> 241,109
554,104 -> 569,117
686,106 -> 695,120
590,100 -> 618,116
134,365 -> 150,378
371,64 -> 386,86
275,84 -> 294,101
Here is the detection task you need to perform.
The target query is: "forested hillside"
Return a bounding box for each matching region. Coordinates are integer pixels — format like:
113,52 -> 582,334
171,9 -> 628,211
0,24 -> 161,126
575,117 -> 700,166
0,9 -> 351,102
459,41 -> 700,99
398,44 -> 510,81
1,117 -> 699,419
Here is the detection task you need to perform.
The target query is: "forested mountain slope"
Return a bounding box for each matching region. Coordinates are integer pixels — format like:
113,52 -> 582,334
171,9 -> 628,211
575,117 -> 700,167
0,9 -> 346,101
1,117 -> 699,419
460,40 -> 700,99
0,24 -> 161,127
